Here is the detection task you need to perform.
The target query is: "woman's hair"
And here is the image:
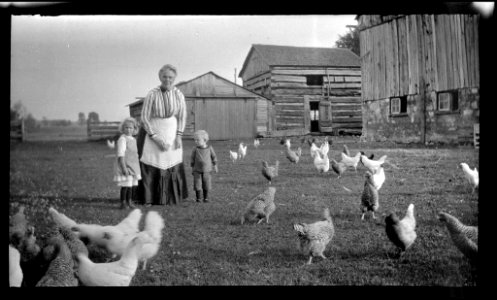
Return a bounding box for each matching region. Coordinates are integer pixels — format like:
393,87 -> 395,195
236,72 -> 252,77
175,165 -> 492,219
193,130 -> 209,142
119,117 -> 139,135
158,64 -> 177,77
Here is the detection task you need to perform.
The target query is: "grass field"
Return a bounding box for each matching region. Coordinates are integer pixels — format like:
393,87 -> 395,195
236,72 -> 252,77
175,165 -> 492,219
10,130 -> 479,286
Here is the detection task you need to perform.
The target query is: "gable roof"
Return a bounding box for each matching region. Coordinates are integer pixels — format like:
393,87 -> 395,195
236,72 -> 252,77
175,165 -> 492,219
239,44 -> 360,78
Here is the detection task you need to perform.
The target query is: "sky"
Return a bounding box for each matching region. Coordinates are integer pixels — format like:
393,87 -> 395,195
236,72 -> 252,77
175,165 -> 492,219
11,14 -> 357,122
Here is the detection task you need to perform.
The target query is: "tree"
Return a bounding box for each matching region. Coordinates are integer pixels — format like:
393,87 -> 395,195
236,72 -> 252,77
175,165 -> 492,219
24,113 -> 38,131
335,25 -> 360,56
78,112 -> 86,126
11,101 -> 27,120
88,111 -> 100,123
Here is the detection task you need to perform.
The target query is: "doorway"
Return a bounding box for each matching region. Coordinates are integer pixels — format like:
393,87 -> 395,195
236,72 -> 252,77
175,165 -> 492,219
310,101 -> 320,132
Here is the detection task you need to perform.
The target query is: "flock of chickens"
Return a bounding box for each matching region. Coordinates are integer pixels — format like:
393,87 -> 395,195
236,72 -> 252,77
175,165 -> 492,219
9,205 -> 164,287
9,136 -> 479,286
239,136 -> 478,266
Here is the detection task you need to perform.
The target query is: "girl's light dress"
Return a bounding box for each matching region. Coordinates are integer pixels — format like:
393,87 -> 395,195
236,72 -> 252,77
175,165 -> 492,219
113,134 -> 142,187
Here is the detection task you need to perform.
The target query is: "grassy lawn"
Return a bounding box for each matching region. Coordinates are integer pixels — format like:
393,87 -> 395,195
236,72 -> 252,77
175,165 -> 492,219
10,134 -> 479,286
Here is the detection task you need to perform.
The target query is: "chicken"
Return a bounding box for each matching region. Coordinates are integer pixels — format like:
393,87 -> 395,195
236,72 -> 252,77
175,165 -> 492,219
76,234 -> 152,286
71,209 -> 142,257
313,151 -> 330,173
293,207 -> 335,265
49,206 -> 78,229
361,171 -> 380,220
342,144 -> 351,156
438,212 -> 478,261
340,152 -> 362,172
261,160 -> 279,184
283,139 -> 301,164
330,158 -> 347,179
13,225 -> 41,264
385,204 -> 417,257
372,166 -> 386,190
318,139 -> 330,157
9,205 -> 28,243
238,142 -> 247,160
309,139 -> 320,158
107,139 -> 115,149
58,226 -> 89,265
36,238 -> 78,287
360,154 -> 388,174
459,163 -> 479,193
135,211 -> 165,270
9,245 -> 23,287
229,149 -> 238,163
253,138 -> 260,148
241,187 -> 277,225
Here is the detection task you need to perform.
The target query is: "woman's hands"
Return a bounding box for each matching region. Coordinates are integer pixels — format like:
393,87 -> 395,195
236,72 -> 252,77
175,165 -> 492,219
174,135 -> 182,150
151,134 -> 169,151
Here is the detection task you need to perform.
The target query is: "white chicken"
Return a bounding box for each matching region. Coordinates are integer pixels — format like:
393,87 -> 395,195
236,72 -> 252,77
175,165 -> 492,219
459,163 -> 479,193
48,207 -> 78,229
372,166 -> 386,190
309,139 -> 320,158
9,244 -> 23,287
340,152 -> 362,172
360,154 -> 388,174
318,139 -> 330,157
241,187 -> 277,225
229,149 -> 238,163
135,211 -> 165,270
283,139 -> 301,164
361,171 -> 380,220
313,151 -> 330,173
253,138 -> 260,148
438,212 -> 478,261
342,144 -> 351,156
385,204 -> 417,257
107,139 -> 115,149
71,209 -> 142,257
238,142 -> 247,160
293,207 -> 335,265
76,234 -> 153,286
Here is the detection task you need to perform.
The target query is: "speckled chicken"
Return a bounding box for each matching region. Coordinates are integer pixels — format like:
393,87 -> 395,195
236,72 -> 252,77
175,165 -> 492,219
262,160 -> 279,184
241,187 -> 277,225
9,244 -> 23,287
438,212 -> 478,261
293,207 -> 335,265
76,234 -> 152,286
36,238 -> 78,287
331,158 -> 347,179
361,171 -> 380,220
459,163 -> 479,193
283,139 -> 302,164
385,204 -> 417,257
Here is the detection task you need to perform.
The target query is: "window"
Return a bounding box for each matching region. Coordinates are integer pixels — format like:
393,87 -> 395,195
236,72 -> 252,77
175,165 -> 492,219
390,96 -> 407,115
437,91 -> 459,112
306,75 -> 323,86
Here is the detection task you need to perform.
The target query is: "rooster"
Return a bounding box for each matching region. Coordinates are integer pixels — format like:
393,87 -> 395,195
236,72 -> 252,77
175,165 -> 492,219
361,171 -> 380,220
330,158 -> 347,179
76,234 -> 153,286
313,151 -> 330,173
241,187 -> 276,225
229,149 -> 238,163
70,209 -> 142,258
372,167 -> 386,190
360,154 -> 388,174
261,160 -> 279,184
135,211 -> 165,270
459,163 -> 479,193
107,139 -> 115,149
385,204 -> 416,257
438,212 -> 478,261
238,142 -> 247,160
253,138 -> 260,148
293,207 -> 335,265
9,245 -> 23,287
283,138 -> 301,164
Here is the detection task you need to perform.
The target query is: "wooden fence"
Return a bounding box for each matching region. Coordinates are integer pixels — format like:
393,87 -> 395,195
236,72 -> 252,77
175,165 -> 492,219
10,119 -> 24,141
87,121 -> 121,140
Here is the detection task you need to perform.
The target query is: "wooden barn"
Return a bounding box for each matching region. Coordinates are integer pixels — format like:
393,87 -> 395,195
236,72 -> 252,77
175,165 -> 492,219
238,44 -> 362,136
128,71 -> 272,140
358,14 -> 480,145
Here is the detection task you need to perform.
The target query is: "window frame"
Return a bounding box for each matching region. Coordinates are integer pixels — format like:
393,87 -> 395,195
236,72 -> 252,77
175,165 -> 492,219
390,96 -> 407,115
437,91 -> 459,112
306,75 -> 323,86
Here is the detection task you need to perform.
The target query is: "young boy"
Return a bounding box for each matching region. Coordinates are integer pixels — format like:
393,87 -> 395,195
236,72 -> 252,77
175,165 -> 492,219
190,130 -> 218,203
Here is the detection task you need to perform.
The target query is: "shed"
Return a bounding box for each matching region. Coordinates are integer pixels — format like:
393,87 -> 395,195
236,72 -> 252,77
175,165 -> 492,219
128,71 -> 272,140
239,44 -> 362,136
358,14 -> 480,145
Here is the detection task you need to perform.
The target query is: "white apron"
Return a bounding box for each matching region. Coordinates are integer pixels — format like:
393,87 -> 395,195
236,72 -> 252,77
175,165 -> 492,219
140,116 -> 183,170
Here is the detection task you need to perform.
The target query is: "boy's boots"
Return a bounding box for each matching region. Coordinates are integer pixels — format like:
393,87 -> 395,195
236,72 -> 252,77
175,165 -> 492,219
127,187 -> 135,208
120,187 -> 128,209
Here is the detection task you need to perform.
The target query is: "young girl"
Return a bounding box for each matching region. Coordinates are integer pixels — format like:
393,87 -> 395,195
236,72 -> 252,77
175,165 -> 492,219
113,117 -> 141,209
190,130 -> 218,203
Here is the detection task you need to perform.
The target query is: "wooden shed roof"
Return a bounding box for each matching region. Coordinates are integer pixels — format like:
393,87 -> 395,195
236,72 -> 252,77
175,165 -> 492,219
239,44 -> 360,78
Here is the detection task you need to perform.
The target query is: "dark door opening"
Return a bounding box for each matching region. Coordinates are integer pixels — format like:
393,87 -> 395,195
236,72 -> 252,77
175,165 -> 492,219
310,101 -> 320,132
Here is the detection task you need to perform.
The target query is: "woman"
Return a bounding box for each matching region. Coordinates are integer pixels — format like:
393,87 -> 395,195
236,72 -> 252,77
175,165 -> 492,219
136,64 -> 188,206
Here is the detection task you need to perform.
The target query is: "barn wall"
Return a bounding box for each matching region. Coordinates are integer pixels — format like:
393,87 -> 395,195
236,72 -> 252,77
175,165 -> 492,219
240,50 -> 271,83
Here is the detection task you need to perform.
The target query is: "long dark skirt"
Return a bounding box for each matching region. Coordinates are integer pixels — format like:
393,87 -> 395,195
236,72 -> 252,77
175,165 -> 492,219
135,127 -> 188,205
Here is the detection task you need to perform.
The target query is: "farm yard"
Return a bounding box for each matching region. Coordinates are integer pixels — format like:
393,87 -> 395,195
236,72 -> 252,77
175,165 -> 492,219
10,130 -> 479,286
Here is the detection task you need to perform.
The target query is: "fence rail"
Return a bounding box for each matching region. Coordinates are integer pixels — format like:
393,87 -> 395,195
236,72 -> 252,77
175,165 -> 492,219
10,119 -> 24,141
87,121 -> 120,140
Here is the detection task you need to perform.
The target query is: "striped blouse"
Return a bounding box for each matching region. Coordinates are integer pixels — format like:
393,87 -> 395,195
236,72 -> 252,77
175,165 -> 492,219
141,86 -> 186,136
